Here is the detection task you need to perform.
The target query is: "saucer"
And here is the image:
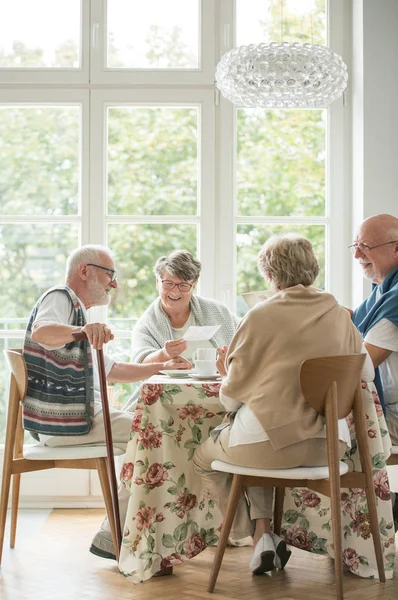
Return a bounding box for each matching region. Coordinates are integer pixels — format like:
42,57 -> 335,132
188,373 -> 221,381
159,369 -> 195,378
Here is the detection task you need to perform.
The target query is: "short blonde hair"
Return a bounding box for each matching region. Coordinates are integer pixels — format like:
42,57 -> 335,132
258,234 -> 319,289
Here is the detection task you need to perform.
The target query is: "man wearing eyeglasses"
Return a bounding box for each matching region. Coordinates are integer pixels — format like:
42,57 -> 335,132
23,244 -> 190,561
350,214 -> 398,448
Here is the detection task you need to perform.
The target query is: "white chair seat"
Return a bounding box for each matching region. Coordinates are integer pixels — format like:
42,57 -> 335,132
390,445 -> 398,455
211,459 -> 349,480
24,444 -> 124,460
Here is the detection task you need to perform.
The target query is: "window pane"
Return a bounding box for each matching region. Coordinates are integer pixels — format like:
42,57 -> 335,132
108,107 -> 198,215
0,106 -> 81,216
237,108 -> 325,217
236,224 -> 325,315
107,0 -> 199,69
236,0 -> 326,47
108,223 -> 197,318
0,224 -> 79,320
0,338 -> 23,444
0,1 -> 81,68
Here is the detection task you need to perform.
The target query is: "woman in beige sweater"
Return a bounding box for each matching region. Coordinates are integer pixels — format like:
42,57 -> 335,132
193,234 -> 374,575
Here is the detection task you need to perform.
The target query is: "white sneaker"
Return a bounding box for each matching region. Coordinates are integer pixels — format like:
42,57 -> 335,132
249,533 -> 276,575
271,532 -> 292,570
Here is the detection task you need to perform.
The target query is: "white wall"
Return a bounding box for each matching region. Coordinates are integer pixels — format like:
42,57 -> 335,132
351,0 -> 398,306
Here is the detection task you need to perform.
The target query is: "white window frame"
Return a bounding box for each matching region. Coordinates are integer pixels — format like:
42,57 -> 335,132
216,0 -> 350,311
0,1 -> 90,84
89,88 -> 216,298
0,0 -> 352,505
90,0 -> 216,85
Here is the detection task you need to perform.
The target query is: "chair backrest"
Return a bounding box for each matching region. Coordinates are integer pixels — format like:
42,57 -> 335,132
4,349 -> 27,403
300,354 -> 366,419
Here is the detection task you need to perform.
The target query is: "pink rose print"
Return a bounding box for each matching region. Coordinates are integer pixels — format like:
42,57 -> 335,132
284,526 -> 312,551
184,533 -> 206,558
371,390 -> 384,417
340,492 -> 354,513
120,462 -> 134,483
373,469 -> 391,501
342,548 -> 360,571
302,491 -> 321,508
134,506 -> 155,532
351,488 -> 366,501
138,423 -> 162,449
145,463 -> 169,489
141,384 -> 164,406
156,512 -> 165,522
132,534 -> 142,552
202,383 -> 221,398
368,428 -> 377,438
160,552 -> 184,569
175,492 -> 197,513
134,477 -> 144,485
131,409 -> 143,432
178,404 -> 206,421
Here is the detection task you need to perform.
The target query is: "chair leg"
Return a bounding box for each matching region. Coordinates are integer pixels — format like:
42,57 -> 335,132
353,388 -> 386,582
273,487 -> 285,535
0,459 -> 12,564
10,474 -> 21,548
208,474 -> 243,593
95,458 -> 120,562
365,483 -> 386,582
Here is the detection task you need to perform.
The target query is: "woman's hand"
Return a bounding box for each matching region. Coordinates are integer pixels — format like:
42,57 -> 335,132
164,338 -> 188,359
163,356 -> 192,370
216,346 -> 228,377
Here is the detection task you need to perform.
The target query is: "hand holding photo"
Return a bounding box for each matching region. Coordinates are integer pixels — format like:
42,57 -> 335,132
182,324 -> 221,341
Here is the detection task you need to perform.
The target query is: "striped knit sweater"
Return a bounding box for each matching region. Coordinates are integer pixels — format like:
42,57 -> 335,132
22,286 -> 94,437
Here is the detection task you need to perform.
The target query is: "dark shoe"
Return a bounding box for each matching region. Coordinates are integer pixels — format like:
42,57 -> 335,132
250,534 -> 275,575
89,543 -> 116,561
273,537 -> 292,570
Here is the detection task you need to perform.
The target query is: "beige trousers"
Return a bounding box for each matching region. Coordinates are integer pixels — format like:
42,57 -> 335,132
385,407 -> 398,446
193,426 -> 347,539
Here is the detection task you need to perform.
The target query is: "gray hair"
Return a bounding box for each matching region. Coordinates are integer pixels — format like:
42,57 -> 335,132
65,245 -> 113,280
258,234 -> 319,289
154,250 -> 201,282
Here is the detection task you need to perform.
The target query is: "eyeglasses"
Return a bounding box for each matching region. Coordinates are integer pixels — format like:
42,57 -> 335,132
161,279 -> 193,292
87,263 -> 117,282
348,240 -> 398,255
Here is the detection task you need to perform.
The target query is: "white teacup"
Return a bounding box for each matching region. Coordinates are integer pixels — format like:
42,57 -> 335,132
193,348 -> 217,361
194,359 -> 217,377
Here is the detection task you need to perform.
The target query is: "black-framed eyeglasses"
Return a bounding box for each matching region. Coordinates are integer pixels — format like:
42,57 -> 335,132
87,263 -> 117,282
160,279 -> 193,292
348,240 -> 398,255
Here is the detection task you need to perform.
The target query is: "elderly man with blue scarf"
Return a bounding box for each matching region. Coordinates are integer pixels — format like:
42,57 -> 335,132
350,214 -> 398,526
351,214 -> 398,442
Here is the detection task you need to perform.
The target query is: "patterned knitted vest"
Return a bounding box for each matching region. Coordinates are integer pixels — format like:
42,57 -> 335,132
22,286 -> 94,437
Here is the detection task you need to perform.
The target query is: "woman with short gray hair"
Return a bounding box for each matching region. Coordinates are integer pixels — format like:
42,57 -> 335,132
128,250 -> 239,396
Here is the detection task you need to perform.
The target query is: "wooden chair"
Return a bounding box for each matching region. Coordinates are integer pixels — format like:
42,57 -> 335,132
208,355 -> 386,599
0,346 -> 122,564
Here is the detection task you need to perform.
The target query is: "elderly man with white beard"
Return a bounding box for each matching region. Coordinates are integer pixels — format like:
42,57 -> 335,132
23,244 -> 190,563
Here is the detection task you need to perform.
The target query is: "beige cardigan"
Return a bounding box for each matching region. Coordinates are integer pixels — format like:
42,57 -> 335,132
222,285 -> 363,450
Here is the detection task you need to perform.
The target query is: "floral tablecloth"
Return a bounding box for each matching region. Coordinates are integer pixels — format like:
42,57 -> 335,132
118,377 -> 396,583
281,382 -> 396,579
118,376 -> 225,583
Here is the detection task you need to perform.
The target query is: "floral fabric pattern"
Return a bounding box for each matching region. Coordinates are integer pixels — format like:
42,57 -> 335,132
118,378 -> 224,583
118,377 -> 396,583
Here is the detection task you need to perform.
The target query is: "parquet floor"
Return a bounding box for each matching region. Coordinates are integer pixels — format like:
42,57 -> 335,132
0,509 -> 397,600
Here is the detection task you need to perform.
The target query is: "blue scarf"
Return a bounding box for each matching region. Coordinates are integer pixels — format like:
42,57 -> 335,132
352,264 -> 398,411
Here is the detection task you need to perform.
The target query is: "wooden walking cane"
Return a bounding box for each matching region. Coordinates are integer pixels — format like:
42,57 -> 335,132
72,330 -> 122,560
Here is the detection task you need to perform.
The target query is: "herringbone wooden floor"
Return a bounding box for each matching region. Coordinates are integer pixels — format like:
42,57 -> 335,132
0,509 -> 396,600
